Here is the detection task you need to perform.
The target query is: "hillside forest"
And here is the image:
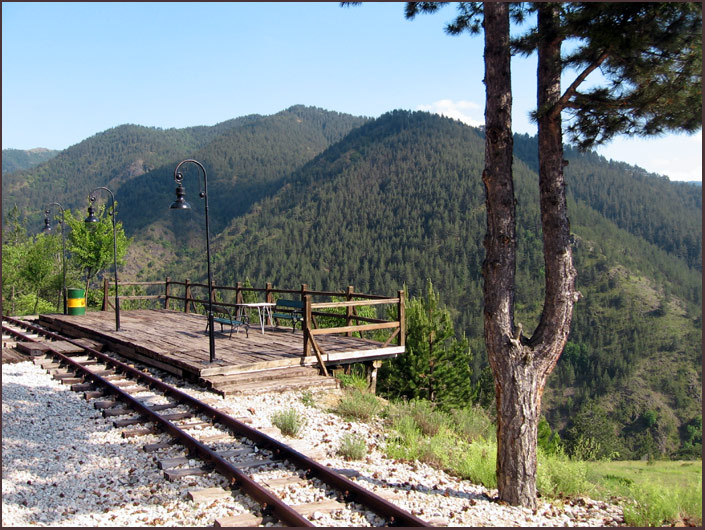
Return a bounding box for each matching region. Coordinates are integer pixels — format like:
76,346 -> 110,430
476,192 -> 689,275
2,105 -> 701,461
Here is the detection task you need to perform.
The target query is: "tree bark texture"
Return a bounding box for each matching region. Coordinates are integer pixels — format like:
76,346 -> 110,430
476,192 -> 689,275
533,4 -> 579,368
482,2 -> 579,510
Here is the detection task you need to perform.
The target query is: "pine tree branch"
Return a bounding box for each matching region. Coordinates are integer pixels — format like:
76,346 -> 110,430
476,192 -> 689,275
551,50 -> 610,118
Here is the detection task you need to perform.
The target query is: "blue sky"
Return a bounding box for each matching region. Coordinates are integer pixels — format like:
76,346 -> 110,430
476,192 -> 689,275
2,2 -> 701,181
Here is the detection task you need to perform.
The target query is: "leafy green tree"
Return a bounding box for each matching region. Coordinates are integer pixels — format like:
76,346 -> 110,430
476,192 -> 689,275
677,415 -> 702,459
64,205 -> 130,300
2,205 -> 76,315
537,416 -> 562,455
22,233 -> 62,314
379,280 -> 476,410
2,206 -> 29,315
1,232 -> 62,315
565,400 -> 622,460
3,204 -> 28,246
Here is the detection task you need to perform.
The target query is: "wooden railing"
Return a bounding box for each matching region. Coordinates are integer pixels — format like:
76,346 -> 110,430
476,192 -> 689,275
100,278 -> 405,370
100,278 -> 165,310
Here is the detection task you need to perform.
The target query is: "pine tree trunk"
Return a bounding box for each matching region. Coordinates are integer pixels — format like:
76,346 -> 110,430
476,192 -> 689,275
534,4 -> 578,357
482,1 -> 534,507
482,2 -> 579,510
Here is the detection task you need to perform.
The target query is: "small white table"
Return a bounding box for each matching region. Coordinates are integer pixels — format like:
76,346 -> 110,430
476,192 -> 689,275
236,302 -> 275,334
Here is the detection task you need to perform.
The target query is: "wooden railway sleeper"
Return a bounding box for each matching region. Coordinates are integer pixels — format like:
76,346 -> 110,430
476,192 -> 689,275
103,406 -> 132,417
94,399 -> 119,410
122,427 -> 161,438
52,371 -> 80,380
71,382 -> 95,392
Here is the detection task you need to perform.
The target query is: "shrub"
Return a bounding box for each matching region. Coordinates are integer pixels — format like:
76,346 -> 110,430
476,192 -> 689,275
409,401 -> 450,436
536,448 -> 592,498
271,408 -> 306,437
570,435 -> 603,461
451,406 -> 495,443
453,439 -> 498,489
337,433 -> 368,460
385,414 -> 423,461
300,390 -> 315,407
387,400 -> 450,437
335,389 -> 383,421
335,365 -> 369,391
10,293 -> 56,316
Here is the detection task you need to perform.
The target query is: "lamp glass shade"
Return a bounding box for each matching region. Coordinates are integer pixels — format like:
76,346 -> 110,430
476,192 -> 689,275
170,184 -> 191,209
42,218 -> 52,233
84,206 -> 99,224
170,197 -> 192,209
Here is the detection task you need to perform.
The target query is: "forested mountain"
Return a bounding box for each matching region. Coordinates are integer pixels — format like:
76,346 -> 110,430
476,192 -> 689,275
515,134 -> 702,270
2,107 -> 700,459
115,105 -> 369,237
2,148 -> 59,175
1,106 -> 367,233
167,110 -> 699,459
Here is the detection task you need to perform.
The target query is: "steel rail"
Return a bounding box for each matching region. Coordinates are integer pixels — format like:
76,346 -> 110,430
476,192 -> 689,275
3,316 -> 430,527
3,317 -> 311,527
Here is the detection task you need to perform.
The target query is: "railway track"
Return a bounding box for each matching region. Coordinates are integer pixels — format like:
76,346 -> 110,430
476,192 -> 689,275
2,316 -> 431,527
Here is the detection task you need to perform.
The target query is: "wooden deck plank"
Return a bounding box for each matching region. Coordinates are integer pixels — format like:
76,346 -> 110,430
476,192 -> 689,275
37,309 -> 402,382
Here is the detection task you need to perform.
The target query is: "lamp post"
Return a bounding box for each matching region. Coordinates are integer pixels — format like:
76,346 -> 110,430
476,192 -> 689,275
170,159 -> 216,362
42,202 -> 67,314
84,186 -> 120,331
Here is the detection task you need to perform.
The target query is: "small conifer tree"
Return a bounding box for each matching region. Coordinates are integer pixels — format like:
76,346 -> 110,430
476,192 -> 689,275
379,279 -> 476,411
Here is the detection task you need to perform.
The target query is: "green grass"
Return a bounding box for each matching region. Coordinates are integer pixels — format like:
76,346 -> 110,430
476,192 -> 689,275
299,390 -> 315,407
377,399 -> 701,526
587,460 -> 702,526
334,365 -> 369,391
384,402 -> 499,486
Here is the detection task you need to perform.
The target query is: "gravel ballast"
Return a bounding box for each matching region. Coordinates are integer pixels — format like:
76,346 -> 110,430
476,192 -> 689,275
2,359 -> 625,526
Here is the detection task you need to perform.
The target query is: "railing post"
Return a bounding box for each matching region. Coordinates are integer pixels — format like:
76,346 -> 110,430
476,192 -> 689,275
236,281 -> 243,305
102,277 -> 109,311
164,277 -> 171,310
303,294 -> 312,357
398,290 -> 405,347
300,283 -> 308,302
184,279 -> 191,314
265,282 -> 273,325
210,279 -> 217,304
346,285 -> 354,337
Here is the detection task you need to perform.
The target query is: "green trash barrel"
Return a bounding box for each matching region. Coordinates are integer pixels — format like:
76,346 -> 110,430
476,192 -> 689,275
67,288 -> 86,315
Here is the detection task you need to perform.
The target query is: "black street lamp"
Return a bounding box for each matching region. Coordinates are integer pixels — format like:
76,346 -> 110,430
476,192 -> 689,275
85,186 -> 121,331
42,202 -> 67,314
170,159 -> 216,362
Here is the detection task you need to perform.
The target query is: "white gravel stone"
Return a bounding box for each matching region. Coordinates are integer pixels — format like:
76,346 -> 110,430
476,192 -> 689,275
2,359 -> 625,526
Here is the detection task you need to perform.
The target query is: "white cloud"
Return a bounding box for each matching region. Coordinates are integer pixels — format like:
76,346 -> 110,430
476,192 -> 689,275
595,131 -> 702,182
417,99 -> 701,183
416,99 -> 483,128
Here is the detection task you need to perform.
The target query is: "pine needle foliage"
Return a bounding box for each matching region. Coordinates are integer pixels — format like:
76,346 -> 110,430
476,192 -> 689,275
379,279 -> 477,411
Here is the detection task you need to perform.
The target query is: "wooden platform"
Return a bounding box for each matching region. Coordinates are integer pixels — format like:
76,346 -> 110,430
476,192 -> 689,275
38,309 -> 403,389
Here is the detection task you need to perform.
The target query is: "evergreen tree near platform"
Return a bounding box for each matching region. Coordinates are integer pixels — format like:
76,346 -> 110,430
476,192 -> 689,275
379,280 -> 476,411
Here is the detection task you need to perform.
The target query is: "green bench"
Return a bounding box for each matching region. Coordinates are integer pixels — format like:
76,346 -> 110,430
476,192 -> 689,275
205,305 -> 249,338
272,299 -> 304,332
